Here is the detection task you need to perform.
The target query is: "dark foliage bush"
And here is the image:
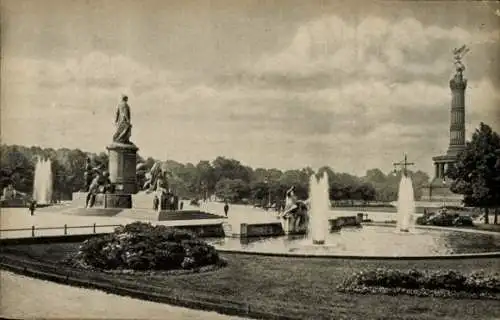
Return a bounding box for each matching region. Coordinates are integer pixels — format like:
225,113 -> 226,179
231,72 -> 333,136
338,268 -> 500,299
65,222 -> 223,271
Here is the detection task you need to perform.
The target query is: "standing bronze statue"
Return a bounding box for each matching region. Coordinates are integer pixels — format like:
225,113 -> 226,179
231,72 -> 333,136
113,95 -> 133,144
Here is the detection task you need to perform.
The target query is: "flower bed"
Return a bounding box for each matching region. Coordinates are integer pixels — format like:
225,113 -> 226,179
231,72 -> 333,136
337,268 -> 500,299
62,222 -> 225,272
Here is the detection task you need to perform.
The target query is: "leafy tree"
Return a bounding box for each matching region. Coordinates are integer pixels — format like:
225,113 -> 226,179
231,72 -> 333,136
447,123 -> 500,224
365,168 -> 387,184
279,169 -> 309,199
0,145 -> 34,193
212,157 -> 252,183
249,180 -> 269,204
196,160 -> 216,199
411,170 -> 430,200
215,178 -> 250,203
356,183 -> 377,203
317,166 -> 335,182
55,148 -> 88,196
252,168 -> 268,182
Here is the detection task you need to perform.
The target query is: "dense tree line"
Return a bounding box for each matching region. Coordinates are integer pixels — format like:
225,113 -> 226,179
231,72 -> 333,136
447,122 -> 500,224
0,145 -> 109,201
0,144 -> 430,205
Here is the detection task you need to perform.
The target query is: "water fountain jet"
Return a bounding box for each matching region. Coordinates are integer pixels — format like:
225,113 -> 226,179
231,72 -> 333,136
308,172 -> 330,245
394,154 -> 416,233
396,174 -> 415,232
33,157 -> 53,205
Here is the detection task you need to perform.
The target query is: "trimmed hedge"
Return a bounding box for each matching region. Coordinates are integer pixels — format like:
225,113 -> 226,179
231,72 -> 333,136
63,222 -> 224,271
337,268 -> 500,299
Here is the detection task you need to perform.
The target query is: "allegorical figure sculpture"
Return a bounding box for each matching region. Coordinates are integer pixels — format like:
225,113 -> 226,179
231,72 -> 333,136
451,44 -> 470,85
284,186 -> 298,213
143,161 -> 178,211
83,158 -> 93,191
453,44 -> 469,75
83,158 -> 104,192
113,95 -> 132,144
85,171 -> 113,208
281,186 -> 309,233
2,183 -> 25,201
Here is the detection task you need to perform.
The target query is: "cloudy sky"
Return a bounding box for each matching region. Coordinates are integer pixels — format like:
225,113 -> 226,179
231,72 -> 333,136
1,0 -> 499,176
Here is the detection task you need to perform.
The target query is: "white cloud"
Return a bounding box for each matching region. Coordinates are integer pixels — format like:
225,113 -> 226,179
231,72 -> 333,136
253,15 -> 498,78
2,14 -> 499,176
467,79 -> 500,134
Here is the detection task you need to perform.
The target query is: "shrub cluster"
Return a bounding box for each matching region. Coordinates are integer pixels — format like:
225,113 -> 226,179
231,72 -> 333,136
337,268 -> 500,299
65,222 -> 223,271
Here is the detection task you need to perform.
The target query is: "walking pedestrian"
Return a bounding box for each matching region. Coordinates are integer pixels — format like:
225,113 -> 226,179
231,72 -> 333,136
29,200 -> 37,216
224,201 -> 229,217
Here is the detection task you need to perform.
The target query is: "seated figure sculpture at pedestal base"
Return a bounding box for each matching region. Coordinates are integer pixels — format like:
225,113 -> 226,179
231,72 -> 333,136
143,161 -> 179,211
0,183 -> 28,207
281,186 -> 309,234
85,171 -> 114,208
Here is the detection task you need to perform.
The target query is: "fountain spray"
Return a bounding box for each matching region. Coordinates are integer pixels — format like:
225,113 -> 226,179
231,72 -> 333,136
33,157 -> 53,205
308,172 -> 330,245
393,154 -> 415,233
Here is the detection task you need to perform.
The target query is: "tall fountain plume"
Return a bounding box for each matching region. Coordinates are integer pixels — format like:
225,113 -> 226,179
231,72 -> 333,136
33,157 -> 53,205
396,174 -> 415,232
308,172 -> 330,245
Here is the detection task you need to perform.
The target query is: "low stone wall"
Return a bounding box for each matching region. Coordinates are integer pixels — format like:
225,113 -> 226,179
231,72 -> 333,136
157,210 -> 225,221
0,198 -> 27,208
172,223 -> 225,238
63,207 -> 124,217
238,222 -> 285,238
231,216 -> 365,238
0,223 -> 225,247
329,216 -> 361,231
0,233 -> 107,246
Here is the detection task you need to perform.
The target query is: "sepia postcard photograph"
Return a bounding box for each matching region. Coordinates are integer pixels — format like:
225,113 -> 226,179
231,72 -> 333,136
1,0 -> 499,319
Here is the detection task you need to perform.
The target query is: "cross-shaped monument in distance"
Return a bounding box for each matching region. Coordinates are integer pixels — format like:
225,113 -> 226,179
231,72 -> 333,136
393,154 -> 415,177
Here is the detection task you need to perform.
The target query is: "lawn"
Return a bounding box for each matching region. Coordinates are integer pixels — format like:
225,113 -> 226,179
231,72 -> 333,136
1,242 -> 499,320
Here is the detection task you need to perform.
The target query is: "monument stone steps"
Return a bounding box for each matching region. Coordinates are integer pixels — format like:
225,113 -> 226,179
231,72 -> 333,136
62,207 -> 125,217
112,208 -> 225,221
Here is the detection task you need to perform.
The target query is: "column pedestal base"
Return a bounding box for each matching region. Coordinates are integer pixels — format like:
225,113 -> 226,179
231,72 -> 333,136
107,142 -> 138,195
105,194 -> 133,209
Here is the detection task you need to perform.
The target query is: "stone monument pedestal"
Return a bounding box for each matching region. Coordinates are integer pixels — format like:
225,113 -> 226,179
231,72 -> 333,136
106,142 -> 138,209
104,193 -> 133,208
72,192 -> 133,209
107,142 -> 138,194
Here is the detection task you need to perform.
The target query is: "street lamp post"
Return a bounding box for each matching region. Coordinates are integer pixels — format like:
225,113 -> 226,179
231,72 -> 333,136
393,153 -> 415,177
268,186 -> 272,209
264,177 -> 272,210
